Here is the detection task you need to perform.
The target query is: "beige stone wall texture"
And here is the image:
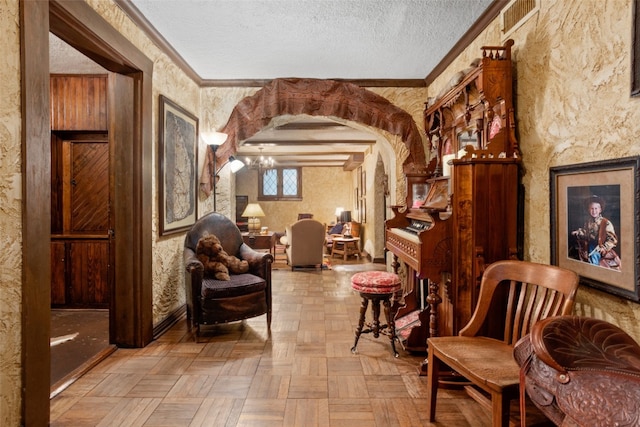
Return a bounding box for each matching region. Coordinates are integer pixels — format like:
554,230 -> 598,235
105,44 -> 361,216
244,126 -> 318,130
1,0 -> 23,424
5,0 -> 640,421
87,0 -> 202,325
430,0 -> 640,340
236,166 -> 354,234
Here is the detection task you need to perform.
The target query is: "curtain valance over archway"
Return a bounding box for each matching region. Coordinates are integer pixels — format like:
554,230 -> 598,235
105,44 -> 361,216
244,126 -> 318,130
201,78 -> 426,196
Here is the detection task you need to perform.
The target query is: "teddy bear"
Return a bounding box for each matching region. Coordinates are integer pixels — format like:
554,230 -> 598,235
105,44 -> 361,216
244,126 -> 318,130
195,233 -> 249,280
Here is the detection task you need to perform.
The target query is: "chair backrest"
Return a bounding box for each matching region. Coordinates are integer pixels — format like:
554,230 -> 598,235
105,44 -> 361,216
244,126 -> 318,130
349,221 -> 361,238
460,260 -> 580,345
184,212 -> 244,256
286,219 -> 325,265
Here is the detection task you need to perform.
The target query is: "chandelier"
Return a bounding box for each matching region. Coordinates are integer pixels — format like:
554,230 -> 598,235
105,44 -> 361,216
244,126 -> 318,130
245,147 -> 274,170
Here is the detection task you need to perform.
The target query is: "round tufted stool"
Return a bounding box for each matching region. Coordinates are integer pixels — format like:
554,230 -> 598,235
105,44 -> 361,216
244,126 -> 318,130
350,271 -> 402,357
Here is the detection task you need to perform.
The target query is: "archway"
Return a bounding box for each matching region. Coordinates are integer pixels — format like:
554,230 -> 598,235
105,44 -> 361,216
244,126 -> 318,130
200,78 -> 427,194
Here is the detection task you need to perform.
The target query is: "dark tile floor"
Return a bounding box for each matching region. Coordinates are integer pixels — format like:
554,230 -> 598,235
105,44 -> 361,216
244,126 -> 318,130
50,309 -> 112,392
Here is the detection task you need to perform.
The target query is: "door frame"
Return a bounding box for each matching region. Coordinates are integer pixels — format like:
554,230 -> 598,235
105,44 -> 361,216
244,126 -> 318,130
21,1 -> 153,424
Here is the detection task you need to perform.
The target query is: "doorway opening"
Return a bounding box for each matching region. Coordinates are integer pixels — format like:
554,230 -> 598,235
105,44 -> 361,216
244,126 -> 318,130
22,2 -> 154,423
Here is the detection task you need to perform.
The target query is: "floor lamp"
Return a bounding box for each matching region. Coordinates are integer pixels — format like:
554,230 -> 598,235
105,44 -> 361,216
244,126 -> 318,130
202,131 -> 245,212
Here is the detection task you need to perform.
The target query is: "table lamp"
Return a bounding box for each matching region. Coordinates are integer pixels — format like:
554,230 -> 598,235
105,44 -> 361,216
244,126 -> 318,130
242,203 -> 265,234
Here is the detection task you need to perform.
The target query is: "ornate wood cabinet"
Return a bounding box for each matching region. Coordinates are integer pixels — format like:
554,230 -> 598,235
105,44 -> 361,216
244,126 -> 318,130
424,39 -> 522,336
386,40 -> 522,358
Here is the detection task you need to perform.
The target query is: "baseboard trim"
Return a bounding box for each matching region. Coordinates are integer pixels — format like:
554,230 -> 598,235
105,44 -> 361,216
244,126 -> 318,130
153,304 -> 187,339
50,345 -> 117,399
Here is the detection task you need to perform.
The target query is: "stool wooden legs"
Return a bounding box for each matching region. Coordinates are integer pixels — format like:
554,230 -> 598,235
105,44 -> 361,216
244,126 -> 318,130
382,298 -> 399,357
351,293 -> 399,357
351,296 -> 369,353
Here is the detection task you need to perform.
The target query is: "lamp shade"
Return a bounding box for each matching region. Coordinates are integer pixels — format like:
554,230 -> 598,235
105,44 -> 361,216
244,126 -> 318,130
335,207 -> 344,217
201,131 -> 228,146
227,156 -> 245,173
242,203 -> 265,218
340,210 -> 351,223
242,203 -> 265,233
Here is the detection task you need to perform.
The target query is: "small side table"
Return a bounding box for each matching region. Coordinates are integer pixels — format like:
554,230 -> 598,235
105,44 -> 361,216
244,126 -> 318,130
331,237 -> 360,260
242,232 -> 275,255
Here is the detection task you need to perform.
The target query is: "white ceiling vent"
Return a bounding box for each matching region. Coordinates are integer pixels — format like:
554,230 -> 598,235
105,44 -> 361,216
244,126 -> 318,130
501,0 -> 539,41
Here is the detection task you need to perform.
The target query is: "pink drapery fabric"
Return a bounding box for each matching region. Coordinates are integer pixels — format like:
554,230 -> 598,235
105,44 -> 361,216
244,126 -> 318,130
200,78 -> 426,196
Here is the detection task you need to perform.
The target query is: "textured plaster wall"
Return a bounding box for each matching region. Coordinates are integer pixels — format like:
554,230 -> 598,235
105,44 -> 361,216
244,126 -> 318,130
430,0 -> 640,341
0,0 -> 22,423
236,166 -> 353,233
10,0 -> 636,420
198,86 -> 258,219
85,0 -> 201,325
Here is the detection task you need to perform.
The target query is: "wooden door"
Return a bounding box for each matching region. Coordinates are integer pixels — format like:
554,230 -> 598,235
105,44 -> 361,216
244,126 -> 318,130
50,241 -> 66,305
51,134 -> 111,308
67,140 -> 110,233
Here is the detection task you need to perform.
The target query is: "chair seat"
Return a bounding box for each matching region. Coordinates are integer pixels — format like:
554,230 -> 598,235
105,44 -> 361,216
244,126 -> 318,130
429,336 -> 520,392
201,273 -> 266,299
351,271 -> 401,294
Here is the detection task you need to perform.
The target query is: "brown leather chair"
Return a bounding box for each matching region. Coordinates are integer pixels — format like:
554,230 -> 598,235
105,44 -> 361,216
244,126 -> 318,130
514,316 -> 640,427
184,212 -> 273,340
426,260 -> 579,427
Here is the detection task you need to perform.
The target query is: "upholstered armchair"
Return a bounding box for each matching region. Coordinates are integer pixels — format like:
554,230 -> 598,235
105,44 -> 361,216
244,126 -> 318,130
184,212 -> 273,340
514,316 -> 640,426
284,218 -> 325,269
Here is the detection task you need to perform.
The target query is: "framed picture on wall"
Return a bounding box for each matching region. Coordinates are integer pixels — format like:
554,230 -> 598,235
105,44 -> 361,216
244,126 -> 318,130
158,95 -> 199,236
550,157 -> 640,301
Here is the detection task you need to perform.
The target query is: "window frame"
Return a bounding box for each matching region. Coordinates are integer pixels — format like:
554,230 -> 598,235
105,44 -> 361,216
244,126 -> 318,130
258,167 -> 302,201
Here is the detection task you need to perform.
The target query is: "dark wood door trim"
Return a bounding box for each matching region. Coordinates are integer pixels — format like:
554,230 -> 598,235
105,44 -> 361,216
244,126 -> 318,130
20,2 -> 52,426
22,1 -> 153,424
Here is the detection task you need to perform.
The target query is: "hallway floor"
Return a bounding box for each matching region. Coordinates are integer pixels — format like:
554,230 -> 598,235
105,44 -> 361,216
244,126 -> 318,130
51,309 -> 115,394
50,260 -> 546,426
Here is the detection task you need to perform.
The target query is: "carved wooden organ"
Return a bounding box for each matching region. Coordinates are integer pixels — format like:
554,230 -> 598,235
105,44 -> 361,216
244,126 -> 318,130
385,40 -> 521,355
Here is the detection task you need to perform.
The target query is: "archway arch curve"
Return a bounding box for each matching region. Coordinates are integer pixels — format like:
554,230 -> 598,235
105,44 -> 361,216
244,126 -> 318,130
201,78 -> 427,195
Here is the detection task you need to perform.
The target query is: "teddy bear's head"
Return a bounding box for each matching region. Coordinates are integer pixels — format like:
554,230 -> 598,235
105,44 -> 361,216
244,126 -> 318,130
196,234 -> 223,257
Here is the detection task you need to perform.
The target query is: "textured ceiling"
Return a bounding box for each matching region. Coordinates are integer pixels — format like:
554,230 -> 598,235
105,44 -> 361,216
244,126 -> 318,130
125,0 -> 495,81
51,0 -> 499,169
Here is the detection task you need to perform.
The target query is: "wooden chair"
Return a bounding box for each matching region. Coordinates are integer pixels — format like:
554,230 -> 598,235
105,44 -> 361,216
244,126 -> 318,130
426,260 -> 579,427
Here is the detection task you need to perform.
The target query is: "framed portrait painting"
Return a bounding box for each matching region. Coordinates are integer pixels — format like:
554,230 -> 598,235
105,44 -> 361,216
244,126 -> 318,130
550,157 -> 640,301
158,95 -> 199,236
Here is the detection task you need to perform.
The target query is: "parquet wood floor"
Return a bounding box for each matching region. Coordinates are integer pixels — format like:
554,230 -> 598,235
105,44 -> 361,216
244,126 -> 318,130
50,260 -> 541,426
